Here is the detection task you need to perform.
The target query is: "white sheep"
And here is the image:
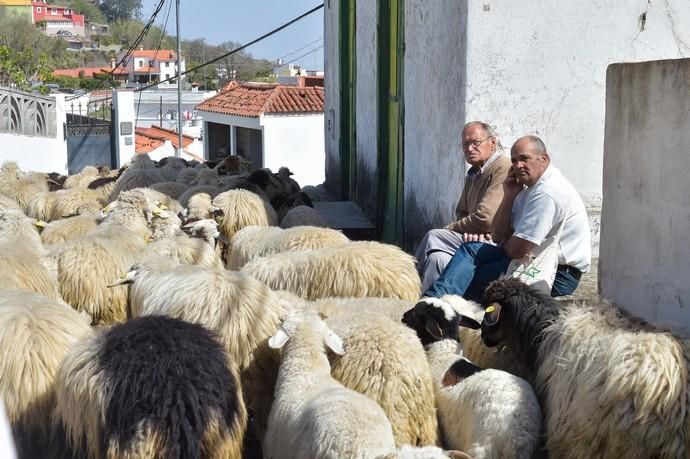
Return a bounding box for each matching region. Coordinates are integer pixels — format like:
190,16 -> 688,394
241,240 -> 421,301
402,299 -> 541,459
39,213 -> 101,246
62,165 -> 100,189
227,225 -> 348,269
50,188 -> 103,220
480,279 -> 690,459
263,309 -> 397,459
0,290 -> 92,458
212,188 -> 278,238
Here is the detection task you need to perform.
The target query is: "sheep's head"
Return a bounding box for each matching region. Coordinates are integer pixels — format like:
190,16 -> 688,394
441,357 -> 483,387
480,278 -> 550,347
268,310 -> 344,356
182,218 -> 229,246
402,297 -> 480,346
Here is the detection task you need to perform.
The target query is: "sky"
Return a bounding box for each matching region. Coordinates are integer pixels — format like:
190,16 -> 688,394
140,0 -> 325,71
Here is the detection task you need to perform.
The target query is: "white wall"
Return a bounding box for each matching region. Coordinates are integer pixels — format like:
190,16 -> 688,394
113,90 -> 136,166
463,0 -> 690,255
0,94 -> 68,174
354,0 -> 379,216
261,113 -> 325,187
600,58 -> 690,337
403,0 -> 469,247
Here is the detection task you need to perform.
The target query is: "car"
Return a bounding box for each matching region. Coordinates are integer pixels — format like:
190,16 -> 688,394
56,30 -> 72,37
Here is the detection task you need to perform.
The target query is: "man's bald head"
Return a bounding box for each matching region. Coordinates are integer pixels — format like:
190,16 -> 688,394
510,135 -> 550,187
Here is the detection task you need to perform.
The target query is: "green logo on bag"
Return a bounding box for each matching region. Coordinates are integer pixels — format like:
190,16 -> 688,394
514,266 -> 541,279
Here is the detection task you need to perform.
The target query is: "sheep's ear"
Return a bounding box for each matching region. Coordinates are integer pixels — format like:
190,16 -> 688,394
268,329 -> 290,349
483,303 -> 502,326
215,232 -> 230,244
424,318 -> 444,340
457,314 -> 481,330
107,270 -> 136,288
444,450 -> 472,459
324,330 -> 344,355
442,359 -> 483,387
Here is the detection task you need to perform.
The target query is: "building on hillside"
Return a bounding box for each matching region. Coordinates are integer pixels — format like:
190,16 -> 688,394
135,125 -> 202,162
53,67 -> 109,79
324,1 -> 690,250
276,74 -> 324,87
195,81 -> 325,187
130,89 -> 216,139
31,1 -> 85,37
114,49 -> 186,89
0,0 -> 32,20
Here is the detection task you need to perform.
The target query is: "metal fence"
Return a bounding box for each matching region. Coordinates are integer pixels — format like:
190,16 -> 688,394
0,86 -> 57,138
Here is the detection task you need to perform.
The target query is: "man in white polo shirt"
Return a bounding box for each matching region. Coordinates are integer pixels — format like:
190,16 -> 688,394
423,135 -> 591,301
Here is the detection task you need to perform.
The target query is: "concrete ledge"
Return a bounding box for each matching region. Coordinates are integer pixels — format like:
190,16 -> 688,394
313,201 -> 376,240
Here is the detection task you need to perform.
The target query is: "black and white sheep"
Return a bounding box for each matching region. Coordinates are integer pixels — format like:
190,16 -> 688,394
53,315 -> 247,459
479,278 -> 690,459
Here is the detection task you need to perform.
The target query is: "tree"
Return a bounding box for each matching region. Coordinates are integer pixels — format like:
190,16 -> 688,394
98,0 -> 142,22
68,0 -> 107,24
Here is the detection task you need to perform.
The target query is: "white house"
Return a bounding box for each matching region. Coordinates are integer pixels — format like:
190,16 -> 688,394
324,0 -> 690,249
114,49 -> 186,89
195,81 -> 325,187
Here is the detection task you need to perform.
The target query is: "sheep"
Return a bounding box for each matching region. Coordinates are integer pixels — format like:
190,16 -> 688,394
158,156 -> 188,181
142,220 -> 224,270
279,205 -> 327,228
276,166 -> 300,194
189,168 -> 223,187
40,213 -> 101,246
109,160 -> 166,199
227,225 -> 348,270
26,191 -> 63,221
324,310 -> 439,447
241,241 -> 421,301
180,192 -> 214,223
0,173 -> 49,211
212,189 -> 278,238
53,315 -> 247,459
52,222 -> 146,325
0,194 -> 21,212
303,296 -> 414,323
271,191 -> 313,222
263,309 -> 397,459
0,290 -> 92,458
63,165 -> 100,189
50,188 -> 104,220
402,298 -> 541,459
112,257 -> 287,436
479,278 -> 690,459
0,210 -> 60,300
178,185 -> 222,207
175,167 -> 203,185
149,181 -> 188,199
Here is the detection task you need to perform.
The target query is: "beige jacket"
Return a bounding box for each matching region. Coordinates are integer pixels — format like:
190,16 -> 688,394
446,155 -> 511,234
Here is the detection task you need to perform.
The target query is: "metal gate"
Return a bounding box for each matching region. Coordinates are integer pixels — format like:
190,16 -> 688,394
65,98 -> 116,174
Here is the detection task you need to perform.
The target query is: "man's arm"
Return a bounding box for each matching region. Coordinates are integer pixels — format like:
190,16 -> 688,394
491,167 -> 522,242
446,160 -> 511,234
501,236 -> 536,259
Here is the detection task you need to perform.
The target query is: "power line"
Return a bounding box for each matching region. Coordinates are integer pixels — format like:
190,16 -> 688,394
135,2 -> 325,93
275,37 -> 323,63
275,45 -> 323,69
136,0 -> 173,124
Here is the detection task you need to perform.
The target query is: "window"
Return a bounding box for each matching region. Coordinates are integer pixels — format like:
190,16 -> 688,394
165,62 -> 170,67
138,60 -> 144,68
149,60 -> 154,67
37,7 -> 41,13
51,8 -> 57,15
64,9 -> 70,15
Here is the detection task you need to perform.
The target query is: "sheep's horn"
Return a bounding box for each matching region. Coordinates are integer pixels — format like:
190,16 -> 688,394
107,270 -> 136,287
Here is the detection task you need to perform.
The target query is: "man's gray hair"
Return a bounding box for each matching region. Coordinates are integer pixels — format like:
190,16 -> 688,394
522,135 -> 548,156
463,121 -> 502,149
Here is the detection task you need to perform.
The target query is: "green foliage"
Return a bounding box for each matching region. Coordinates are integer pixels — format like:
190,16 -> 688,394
98,0 -> 142,22
68,0 -> 106,24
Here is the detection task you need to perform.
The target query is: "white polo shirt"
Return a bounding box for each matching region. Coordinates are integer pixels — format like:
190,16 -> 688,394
511,164 -> 591,272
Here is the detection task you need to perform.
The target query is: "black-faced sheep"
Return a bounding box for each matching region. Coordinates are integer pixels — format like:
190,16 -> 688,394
240,241 -> 421,301
53,315 -> 247,459
402,298 -> 541,459
0,290 -> 92,458
479,278 -> 690,459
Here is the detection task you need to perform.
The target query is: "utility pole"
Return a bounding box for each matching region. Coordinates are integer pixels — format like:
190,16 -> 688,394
159,95 -> 163,128
175,0 -> 183,157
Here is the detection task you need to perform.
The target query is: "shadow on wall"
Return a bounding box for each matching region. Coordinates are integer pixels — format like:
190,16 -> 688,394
403,189 -> 450,254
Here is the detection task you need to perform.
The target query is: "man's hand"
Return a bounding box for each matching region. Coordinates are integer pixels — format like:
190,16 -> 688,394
503,167 -> 523,198
462,233 -> 493,243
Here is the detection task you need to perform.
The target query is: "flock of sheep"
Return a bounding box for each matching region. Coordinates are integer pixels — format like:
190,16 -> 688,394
0,154 -> 688,459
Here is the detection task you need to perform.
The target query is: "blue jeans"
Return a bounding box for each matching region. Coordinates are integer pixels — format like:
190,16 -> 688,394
423,242 -> 581,301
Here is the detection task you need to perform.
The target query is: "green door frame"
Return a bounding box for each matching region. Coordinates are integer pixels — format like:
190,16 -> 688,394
339,0 -> 357,200
377,0 -> 405,244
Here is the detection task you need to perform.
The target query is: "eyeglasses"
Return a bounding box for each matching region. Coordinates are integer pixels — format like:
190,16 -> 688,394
462,136 -> 493,151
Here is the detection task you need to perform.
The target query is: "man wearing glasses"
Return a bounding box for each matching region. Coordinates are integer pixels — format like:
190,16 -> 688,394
415,121 -> 511,292
422,135 -> 591,301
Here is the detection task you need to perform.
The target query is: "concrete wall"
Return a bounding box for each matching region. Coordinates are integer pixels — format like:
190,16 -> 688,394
0,94 -> 68,174
323,0 -> 341,196
261,114 -> 325,187
354,0 -> 379,217
113,90 -> 136,166
403,0 -> 468,248
600,58 -> 690,337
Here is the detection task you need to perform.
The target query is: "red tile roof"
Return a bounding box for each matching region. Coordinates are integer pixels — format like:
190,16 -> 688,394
135,136 -> 164,154
53,67 -> 109,79
135,126 -> 194,152
195,82 -> 324,118
134,66 -> 159,74
131,50 -> 177,61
